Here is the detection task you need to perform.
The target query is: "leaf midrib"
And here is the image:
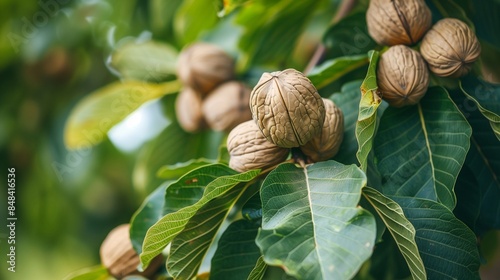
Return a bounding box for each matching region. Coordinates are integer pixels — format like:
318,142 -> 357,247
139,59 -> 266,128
418,104 -> 438,201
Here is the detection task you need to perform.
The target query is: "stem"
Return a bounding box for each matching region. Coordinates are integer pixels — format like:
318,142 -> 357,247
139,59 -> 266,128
303,0 -> 358,75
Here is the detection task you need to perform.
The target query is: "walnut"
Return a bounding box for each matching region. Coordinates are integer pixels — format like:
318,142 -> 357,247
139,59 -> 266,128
227,120 -> 289,173
420,18 -> 481,78
176,43 -> 235,94
377,45 -> 429,107
175,87 -> 206,132
100,224 -> 162,278
202,81 -> 252,132
366,0 -> 432,46
300,99 -> 344,162
250,69 -> 325,148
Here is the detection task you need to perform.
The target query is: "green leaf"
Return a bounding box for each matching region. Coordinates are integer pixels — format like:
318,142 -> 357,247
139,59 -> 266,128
236,0 -> 321,68
256,161 -> 376,280
362,187 -> 426,280
109,40 -> 178,82
64,80 -> 180,149
356,50 -> 382,172
130,183 -> 169,254
210,220 -> 262,280
323,11 -> 377,57
374,87 -> 472,210
247,256 -> 267,280
473,0 -> 500,49
220,0 -> 251,16
392,197 -> 481,279
174,0 -> 219,45
307,54 -> 368,90
157,159 -> 215,180
63,265 -> 110,280
429,0 -> 475,29
168,184 -> 259,279
149,0 -> 183,37
460,75 -> 500,141
140,165 -> 260,268
450,89 -> 500,236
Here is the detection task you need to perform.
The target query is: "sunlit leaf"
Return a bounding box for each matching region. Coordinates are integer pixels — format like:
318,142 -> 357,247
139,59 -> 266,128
356,50 -> 382,172
157,159 -> 215,180
374,87 -> 472,210
307,54 -> 368,90
140,165 -> 260,268
208,220 -> 261,279
174,0 -> 220,45
64,80 -> 180,149
247,256 -> 267,280
256,161 -> 376,280
362,187 -> 426,280
110,40 -> 178,82
63,265 -> 110,280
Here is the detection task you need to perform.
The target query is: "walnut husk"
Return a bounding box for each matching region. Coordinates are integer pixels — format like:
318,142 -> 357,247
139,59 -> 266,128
377,45 -> 429,107
202,81 -> 252,132
300,99 -> 344,162
176,43 -> 235,94
366,0 -> 432,46
250,69 -> 325,148
420,18 -> 481,78
227,120 -> 289,173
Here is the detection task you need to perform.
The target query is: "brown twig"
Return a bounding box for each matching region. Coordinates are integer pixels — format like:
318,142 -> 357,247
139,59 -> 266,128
303,0 -> 358,75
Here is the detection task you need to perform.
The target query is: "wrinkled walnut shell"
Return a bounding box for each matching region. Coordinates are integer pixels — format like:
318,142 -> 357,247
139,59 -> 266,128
420,18 -> 481,78
366,0 -> 432,46
175,87 -> 206,132
202,81 -> 252,132
250,69 -> 325,148
176,43 -> 235,94
377,45 -> 429,107
100,224 -> 162,278
227,120 -> 289,173
300,99 -> 344,162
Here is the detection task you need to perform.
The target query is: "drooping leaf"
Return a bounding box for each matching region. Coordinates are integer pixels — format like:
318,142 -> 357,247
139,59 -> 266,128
130,183 -> 169,254
307,54 -> 368,90
374,87 -> 472,210
357,50 -> 382,172
140,165 -> 260,268
323,11 -> 377,58
209,220 -> 262,280
256,161 -> 376,280
450,88 -> 500,236
460,74 -> 500,141
236,0 -> 321,68
109,40 -> 178,82
63,265 -> 110,280
174,0 -> 220,45
64,80 -> 180,149
392,197 -> 481,279
157,159 -> 215,180
168,184 -> 259,280
247,256 -> 267,280
362,187 -> 426,280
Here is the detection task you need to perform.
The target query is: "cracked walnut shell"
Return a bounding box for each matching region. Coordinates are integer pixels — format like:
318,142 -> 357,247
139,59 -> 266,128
227,120 -> 289,173
250,69 -> 325,148
366,0 -> 432,46
420,18 -> 481,78
377,45 -> 429,107
300,99 -> 344,162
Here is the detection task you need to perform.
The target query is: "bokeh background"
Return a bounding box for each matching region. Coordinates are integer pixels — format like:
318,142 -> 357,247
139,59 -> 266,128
1,0 -> 500,280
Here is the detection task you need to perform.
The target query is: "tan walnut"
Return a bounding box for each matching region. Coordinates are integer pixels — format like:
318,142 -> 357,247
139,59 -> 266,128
227,120 -> 289,173
366,0 -> 432,46
100,224 -> 162,278
176,42 -> 235,94
250,68 -> 325,148
300,99 -> 344,162
202,81 -> 252,132
377,45 -> 429,107
175,87 -> 206,132
420,18 -> 481,78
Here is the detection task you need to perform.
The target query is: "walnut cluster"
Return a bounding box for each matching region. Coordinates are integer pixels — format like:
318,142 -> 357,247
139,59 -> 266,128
366,0 -> 481,107
175,43 -> 252,132
227,69 -> 344,172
